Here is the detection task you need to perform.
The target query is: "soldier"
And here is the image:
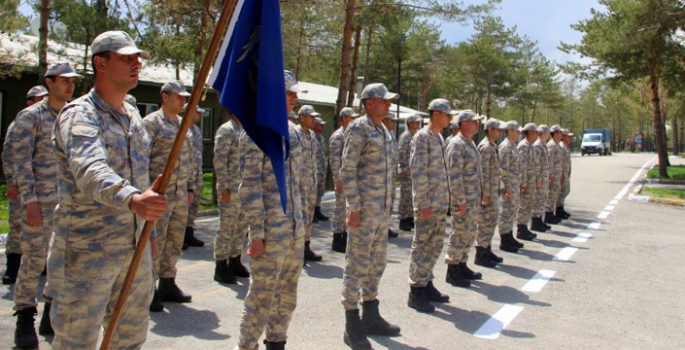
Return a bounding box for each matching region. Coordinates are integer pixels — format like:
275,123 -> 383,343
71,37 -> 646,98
475,118 -> 506,268
184,103 -> 206,249
329,107 -> 359,253
313,117 -> 329,222
406,99 -> 453,314
498,121 -> 525,253
531,124 -> 555,232
444,122 -> 460,146
546,125 -> 565,222
297,105 -> 323,262
340,83 -> 401,350
516,123 -> 539,241
2,86 -> 48,286
125,93 -> 137,107
556,129 -> 574,219
397,114 -> 422,231
445,110 -> 485,288
213,114 -> 250,284
144,79 -> 197,312
234,70 -> 308,350
382,113 -> 400,238
49,30 -> 166,349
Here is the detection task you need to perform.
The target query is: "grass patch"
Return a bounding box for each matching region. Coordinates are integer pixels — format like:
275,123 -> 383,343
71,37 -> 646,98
642,186 -> 685,200
200,172 -> 217,211
647,165 -> 685,179
0,184 -> 10,234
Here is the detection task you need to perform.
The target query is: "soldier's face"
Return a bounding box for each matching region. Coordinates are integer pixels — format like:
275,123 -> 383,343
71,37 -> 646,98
507,129 -> 520,142
490,127 -> 503,139
562,135 -> 572,144
314,123 -> 325,134
286,91 -> 298,112
407,121 -> 421,131
300,114 -> 315,129
539,131 -> 550,142
461,119 -> 479,137
46,76 -> 77,102
432,112 -> 450,130
97,53 -> 142,91
451,128 -> 459,135
163,92 -> 187,113
341,115 -> 355,128
366,97 -> 391,118
382,118 -> 396,131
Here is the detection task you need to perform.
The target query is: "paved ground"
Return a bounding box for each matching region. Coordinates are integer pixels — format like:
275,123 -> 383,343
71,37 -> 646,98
1,152 -> 684,349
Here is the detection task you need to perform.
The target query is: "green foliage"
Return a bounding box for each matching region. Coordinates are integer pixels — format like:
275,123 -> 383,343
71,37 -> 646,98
0,184 -> 9,234
0,0 -> 30,78
647,165 -> 685,180
642,186 -> 685,200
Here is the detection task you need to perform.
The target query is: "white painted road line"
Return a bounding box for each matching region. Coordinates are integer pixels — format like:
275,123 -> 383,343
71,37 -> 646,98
473,304 -> 525,339
610,200 -> 619,205
614,157 -> 656,201
521,270 -> 556,293
553,247 -> 579,261
587,222 -> 601,230
597,211 -> 610,219
572,233 -> 593,243
604,205 -> 615,211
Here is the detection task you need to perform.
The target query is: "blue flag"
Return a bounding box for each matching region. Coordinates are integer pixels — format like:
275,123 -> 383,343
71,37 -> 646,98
208,0 -> 289,212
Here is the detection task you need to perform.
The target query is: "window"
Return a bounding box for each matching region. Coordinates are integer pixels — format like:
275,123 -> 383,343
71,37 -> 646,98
200,108 -> 213,141
137,103 -> 158,117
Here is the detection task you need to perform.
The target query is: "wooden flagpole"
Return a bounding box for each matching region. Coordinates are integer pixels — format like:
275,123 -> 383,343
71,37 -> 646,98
100,0 -> 239,348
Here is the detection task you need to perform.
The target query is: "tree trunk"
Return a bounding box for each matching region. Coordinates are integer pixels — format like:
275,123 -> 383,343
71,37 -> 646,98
38,0 -> 50,79
335,0 -> 357,128
649,74 -> 669,178
347,25 -> 362,107
361,24 -> 373,101
673,116 -> 679,155
295,11 -> 306,80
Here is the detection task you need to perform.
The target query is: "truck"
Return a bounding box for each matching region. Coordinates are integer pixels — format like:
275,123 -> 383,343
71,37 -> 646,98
581,129 -> 611,156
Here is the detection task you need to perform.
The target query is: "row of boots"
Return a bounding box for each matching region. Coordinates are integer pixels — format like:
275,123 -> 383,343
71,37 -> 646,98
407,281 -> 450,313
14,302 -> 52,349
344,300 -> 400,350
182,226 -> 205,250
312,206 -> 329,223
150,278 -> 193,312
3,253 -> 21,285
214,255 -> 251,284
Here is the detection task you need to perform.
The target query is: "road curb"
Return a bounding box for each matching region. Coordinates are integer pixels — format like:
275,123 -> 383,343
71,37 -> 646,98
629,179 -> 685,207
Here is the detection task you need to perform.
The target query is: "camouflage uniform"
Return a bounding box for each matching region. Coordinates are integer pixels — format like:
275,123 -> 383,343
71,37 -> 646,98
315,133 -> 326,207
532,139 -> 550,218
517,139 -> 536,225
49,89 -> 154,349
236,122 -> 307,349
398,130 -> 416,220
408,127 -> 449,287
445,135 -> 482,264
557,141 -> 571,207
340,116 -> 394,310
11,98 -> 58,310
476,137 -> 500,248
2,121 -> 22,255
329,127 -> 346,234
498,138 -> 521,233
213,120 -> 248,261
296,124 -> 318,228
143,109 -> 196,279
387,127 -> 399,216
187,124 -> 204,226
546,138 -> 563,212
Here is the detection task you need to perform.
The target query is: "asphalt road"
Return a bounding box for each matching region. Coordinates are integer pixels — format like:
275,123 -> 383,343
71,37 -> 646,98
1,152 -> 683,350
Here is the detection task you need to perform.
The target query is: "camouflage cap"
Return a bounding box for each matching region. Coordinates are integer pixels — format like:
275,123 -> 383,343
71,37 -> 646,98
502,120 -> 520,130
550,124 -> 562,133
384,112 -> 399,121
124,94 -> 137,106
183,103 -> 205,114
91,30 -> 150,60
449,122 -> 460,130
536,124 -> 550,133
288,111 -> 299,120
562,129 -> 574,136
284,70 -> 308,93
427,98 -> 457,115
360,83 -> 398,100
339,107 -> 360,118
45,61 -> 82,78
484,118 -> 505,130
520,122 -> 538,132
298,105 -> 320,116
456,109 -> 484,123
406,113 -> 423,123
315,117 -> 326,125
26,85 -> 48,99
161,80 -> 191,96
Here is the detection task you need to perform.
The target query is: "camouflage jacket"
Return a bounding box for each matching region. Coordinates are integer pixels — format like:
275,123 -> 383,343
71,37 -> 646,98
547,139 -> 563,182
329,127 -> 345,183
398,130 -> 415,173
446,134 -> 482,207
533,139 -> 550,183
296,125 -> 318,195
190,124 -> 204,190
2,121 -> 19,187
561,141 -> 571,177
518,139 -> 536,190
477,137 -> 500,200
410,127 -> 449,211
315,133 -> 326,176
498,138 -> 521,191
213,119 -> 242,192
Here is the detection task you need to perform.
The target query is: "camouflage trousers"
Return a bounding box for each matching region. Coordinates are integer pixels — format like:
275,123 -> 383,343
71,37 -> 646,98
331,190 -> 346,233
556,177 -> 571,207
409,209 -> 447,287
187,180 -> 203,227
546,182 -> 561,212
315,172 -> 325,207
13,203 -> 54,310
445,203 -> 480,264
215,197 -> 248,261
342,208 -> 389,310
532,182 -> 549,217
498,187 -> 520,234
5,197 -> 22,254
477,198 -> 500,248
153,189 -> 189,279
48,239 -> 154,350
398,176 -> 413,220
517,190 -> 535,226
236,220 -> 304,349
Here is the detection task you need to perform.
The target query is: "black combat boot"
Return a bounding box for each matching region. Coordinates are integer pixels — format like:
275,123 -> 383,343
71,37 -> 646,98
228,255 -> 250,278
445,264 -> 470,288
558,206 -> 571,218
314,206 -> 329,221
361,299 -> 401,336
425,281 -> 450,303
214,260 -> 237,284
184,226 -> 205,247
344,309 -> 372,350
499,233 -> 520,253
388,229 -> 399,238
530,217 -> 548,232
475,246 -> 497,268
38,302 -> 53,335
332,232 -> 346,253
544,211 -> 561,225
408,286 -> 435,313
399,218 -> 413,231
264,340 -> 286,350
459,262 -> 482,280
408,217 -> 415,226
158,278 -> 192,303
3,253 -> 21,285
304,241 -> 322,262
14,307 -> 38,350
150,288 -> 164,312
516,224 -> 537,241
487,246 -> 504,263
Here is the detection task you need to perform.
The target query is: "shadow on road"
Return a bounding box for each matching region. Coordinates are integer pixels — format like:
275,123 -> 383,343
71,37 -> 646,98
303,262 -> 343,280
371,337 -> 432,350
150,304 -> 230,341
496,263 -> 541,280
470,281 -> 552,307
430,303 -> 492,334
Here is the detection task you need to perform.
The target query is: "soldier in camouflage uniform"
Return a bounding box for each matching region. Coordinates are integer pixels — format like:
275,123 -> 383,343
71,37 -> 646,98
297,105 -> 323,262
10,62 -> 82,348
184,103 -> 206,249
330,107 -> 359,253
531,124 -> 553,232
556,129 -> 574,219
48,31 -> 166,349
475,118 -> 506,269
397,114 -> 422,231
213,115 -> 250,285
445,110 -> 485,289
382,113 -> 400,238
2,86 -> 48,286
234,70 -> 308,350
546,125 -> 565,222
340,83 -> 401,350
314,117 -> 329,222
516,123 -> 539,241
444,122 -> 460,146
406,99 -> 453,314
144,79 -> 197,312
497,121 -> 525,253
